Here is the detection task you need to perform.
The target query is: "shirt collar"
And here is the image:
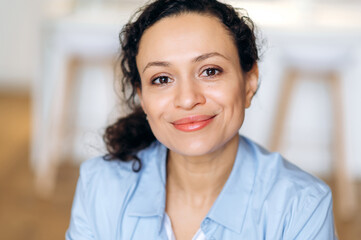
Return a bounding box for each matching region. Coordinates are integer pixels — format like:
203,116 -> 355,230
206,136 -> 257,233
126,141 -> 167,219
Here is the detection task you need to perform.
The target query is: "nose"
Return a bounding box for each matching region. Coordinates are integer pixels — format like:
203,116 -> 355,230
173,78 -> 206,110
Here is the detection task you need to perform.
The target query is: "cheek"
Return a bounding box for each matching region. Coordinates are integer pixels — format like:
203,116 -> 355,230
141,91 -> 171,119
207,81 -> 245,109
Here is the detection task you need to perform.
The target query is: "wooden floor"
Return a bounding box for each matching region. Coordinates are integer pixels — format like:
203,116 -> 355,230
0,93 -> 360,240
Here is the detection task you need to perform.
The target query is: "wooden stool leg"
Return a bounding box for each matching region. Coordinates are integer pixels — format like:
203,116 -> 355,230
270,69 -> 298,152
329,72 -> 357,220
35,57 -> 79,198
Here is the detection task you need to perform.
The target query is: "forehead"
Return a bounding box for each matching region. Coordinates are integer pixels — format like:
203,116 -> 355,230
136,13 -> 238,65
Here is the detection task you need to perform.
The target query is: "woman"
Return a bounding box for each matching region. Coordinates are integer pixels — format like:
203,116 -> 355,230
66,0 -> 337,239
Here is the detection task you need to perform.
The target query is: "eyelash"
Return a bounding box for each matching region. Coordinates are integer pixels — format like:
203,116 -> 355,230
150,67 -> 223,85
151,75 -> 173,85
200,67 -> 223,78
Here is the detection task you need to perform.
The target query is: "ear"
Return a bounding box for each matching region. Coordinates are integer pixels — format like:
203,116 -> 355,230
136,87 -> 147,114
244,63 -> 259,109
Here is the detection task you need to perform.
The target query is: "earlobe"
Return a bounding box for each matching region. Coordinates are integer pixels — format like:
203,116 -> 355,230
245,63 -> 259,108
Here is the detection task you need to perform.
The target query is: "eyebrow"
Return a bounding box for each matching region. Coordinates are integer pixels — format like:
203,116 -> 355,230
193,52 -> 229,63
142,52 -> 229,73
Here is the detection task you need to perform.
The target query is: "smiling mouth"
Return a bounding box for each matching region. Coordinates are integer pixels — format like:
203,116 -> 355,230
171,115 -> 216,132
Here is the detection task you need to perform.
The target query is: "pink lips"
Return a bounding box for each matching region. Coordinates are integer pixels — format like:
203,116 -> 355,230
172,115 -> 215,132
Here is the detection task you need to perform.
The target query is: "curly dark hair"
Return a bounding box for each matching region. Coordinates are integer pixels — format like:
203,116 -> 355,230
103,0 -> 259,172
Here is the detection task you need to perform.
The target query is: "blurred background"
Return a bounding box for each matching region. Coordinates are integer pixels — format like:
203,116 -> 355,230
0,0 -> 360,239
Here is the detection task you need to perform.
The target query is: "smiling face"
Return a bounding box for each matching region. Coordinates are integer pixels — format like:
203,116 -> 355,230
136,13 -> 258,157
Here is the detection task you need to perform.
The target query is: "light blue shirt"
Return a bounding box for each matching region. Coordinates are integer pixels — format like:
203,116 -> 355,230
66,135 -> 337,239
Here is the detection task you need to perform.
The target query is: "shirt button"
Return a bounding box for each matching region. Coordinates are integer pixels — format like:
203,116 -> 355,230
201,218 -> 210,231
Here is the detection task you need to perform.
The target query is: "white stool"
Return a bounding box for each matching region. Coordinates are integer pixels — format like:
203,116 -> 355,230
269,42 -> 357,220
31,8 -> 129,197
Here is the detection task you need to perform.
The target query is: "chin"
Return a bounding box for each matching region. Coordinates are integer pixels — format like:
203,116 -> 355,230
167,137 -> 225,157
152,122 -> 242,157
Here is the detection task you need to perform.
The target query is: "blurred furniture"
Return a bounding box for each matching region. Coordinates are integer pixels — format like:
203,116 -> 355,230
31,6 -> 132,197
269,41 -> 357,220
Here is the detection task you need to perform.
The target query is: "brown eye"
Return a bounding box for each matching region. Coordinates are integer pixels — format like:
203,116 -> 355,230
201,68 -> 222,77
152,76 -> 173,85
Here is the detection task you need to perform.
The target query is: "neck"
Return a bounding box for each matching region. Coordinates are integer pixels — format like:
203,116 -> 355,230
166,134 -> 239,205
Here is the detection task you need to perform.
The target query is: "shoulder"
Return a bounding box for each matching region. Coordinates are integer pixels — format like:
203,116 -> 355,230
79,156 -> 134,186
72,142 -> 163,233
240,136 -> 336,239
77,156 -> 138,210
241,136 -> 331,210
78,141 -> 161,193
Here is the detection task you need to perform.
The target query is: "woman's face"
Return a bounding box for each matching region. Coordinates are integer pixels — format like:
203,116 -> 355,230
136,13 -> 258,157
